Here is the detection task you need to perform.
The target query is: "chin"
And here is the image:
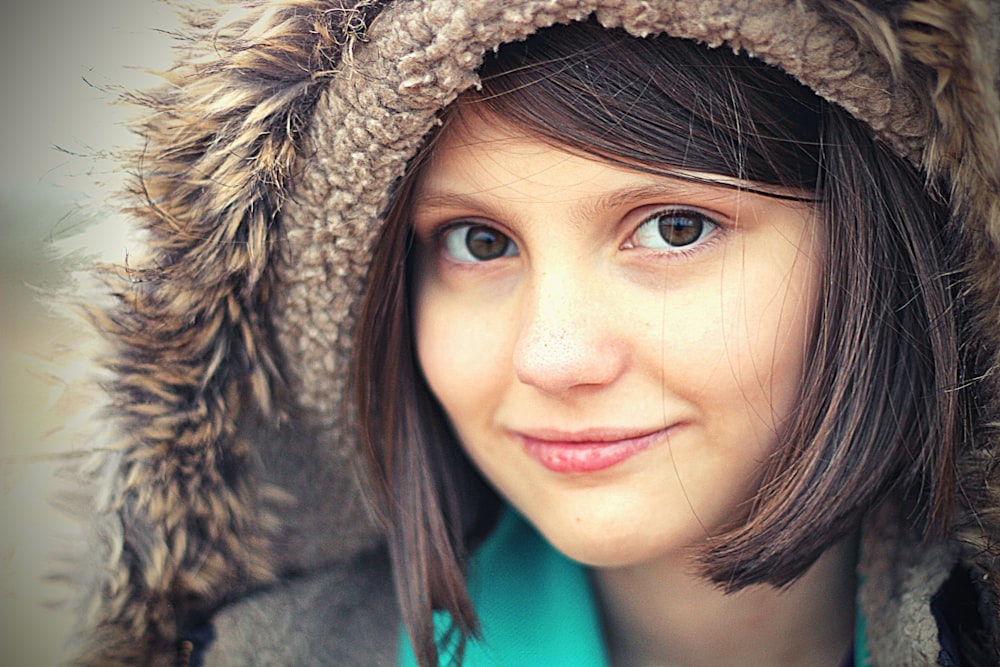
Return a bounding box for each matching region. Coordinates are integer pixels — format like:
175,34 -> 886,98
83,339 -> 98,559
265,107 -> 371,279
534,516 -> 703,569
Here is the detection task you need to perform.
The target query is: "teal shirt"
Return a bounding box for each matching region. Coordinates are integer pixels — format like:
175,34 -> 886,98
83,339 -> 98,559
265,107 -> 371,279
399,510 -> 870,666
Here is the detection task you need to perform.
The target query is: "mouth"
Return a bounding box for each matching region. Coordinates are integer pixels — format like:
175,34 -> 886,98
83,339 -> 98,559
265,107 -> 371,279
514,426 -> 677,473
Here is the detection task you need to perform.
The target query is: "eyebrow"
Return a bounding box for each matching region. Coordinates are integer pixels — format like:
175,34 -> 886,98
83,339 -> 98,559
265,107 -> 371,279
412,191 -> 523,228
413,181 -> 741,225
576,183 -> 736,220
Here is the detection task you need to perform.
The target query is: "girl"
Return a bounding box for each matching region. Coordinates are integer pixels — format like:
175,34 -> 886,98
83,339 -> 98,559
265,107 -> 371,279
61,1 -> 999,665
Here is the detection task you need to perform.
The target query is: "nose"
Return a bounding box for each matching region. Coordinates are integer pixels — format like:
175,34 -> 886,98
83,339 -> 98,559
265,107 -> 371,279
512,271 -> 627,395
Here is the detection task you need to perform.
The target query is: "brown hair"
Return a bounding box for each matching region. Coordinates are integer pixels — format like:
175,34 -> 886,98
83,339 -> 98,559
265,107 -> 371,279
351,19 -> 965,666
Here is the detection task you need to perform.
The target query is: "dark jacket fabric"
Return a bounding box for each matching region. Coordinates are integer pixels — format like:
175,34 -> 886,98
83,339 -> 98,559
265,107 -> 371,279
57,1 -> 1000,665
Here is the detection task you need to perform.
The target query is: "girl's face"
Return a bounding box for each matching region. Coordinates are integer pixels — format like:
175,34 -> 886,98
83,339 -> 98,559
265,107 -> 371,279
411,111 -> 821,568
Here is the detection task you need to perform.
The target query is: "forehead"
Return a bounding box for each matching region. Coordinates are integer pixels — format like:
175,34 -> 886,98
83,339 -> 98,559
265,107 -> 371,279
413,112 -> 687,226
413,107 -> 812,212
417,111 -> 598,194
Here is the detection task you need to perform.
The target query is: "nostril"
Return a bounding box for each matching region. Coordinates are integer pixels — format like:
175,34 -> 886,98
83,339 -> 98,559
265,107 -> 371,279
513,319 -> 624,395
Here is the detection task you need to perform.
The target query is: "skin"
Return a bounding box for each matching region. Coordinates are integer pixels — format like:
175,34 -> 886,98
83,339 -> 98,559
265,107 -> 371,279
411,110 -> 854,666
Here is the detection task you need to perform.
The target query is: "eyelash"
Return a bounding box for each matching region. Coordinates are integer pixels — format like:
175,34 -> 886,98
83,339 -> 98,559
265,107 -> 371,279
431,207 -> 724,264
623,208 -> 722,258
437,221 -> 520,264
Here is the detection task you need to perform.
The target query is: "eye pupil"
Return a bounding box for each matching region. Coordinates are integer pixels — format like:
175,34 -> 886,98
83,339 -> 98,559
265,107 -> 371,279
659,215 -> 703,247
466,225 -> 510,260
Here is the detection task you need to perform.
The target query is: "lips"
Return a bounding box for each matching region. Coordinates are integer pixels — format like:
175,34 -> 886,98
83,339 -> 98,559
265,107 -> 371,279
515,427 -> 675,473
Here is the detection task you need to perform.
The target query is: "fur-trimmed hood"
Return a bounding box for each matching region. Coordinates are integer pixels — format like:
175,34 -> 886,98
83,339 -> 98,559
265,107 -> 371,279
61,0 -> 1000,665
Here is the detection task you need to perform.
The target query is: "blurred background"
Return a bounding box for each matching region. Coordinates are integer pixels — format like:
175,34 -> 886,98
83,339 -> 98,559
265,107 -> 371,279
1,2 -> 179,663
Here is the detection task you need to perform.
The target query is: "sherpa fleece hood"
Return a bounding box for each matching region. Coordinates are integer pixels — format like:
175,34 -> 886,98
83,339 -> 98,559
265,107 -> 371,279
61,0 -> 1000,665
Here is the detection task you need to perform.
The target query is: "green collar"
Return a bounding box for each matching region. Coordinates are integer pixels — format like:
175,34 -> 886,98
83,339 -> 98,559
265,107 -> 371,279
400,509 -> 870,666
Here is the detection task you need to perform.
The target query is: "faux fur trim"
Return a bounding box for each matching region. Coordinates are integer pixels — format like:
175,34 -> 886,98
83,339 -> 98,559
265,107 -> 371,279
65,2 -> 388,663
64,0 -> 1000,664
890,0 -> 1000,646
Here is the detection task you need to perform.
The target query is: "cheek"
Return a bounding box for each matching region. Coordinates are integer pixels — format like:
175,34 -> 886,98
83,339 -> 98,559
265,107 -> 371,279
413,284 -> 509,419
718,245 -> 817,430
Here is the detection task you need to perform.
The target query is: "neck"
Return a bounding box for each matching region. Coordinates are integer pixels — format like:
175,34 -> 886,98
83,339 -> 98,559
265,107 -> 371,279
591,536 -> 857,667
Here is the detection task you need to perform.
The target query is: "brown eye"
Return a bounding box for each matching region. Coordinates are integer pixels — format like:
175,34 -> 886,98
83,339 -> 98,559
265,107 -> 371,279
444,224 -> 519,262
633,210 -> 716,249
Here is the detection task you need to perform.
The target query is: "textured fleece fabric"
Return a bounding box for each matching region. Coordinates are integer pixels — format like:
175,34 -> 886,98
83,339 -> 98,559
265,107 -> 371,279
54,1 -> 1000,665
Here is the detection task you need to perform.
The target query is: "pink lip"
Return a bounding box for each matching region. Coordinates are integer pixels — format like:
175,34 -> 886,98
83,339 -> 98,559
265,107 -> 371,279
515,426 -> 676,473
